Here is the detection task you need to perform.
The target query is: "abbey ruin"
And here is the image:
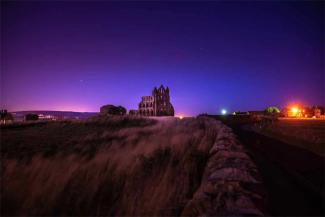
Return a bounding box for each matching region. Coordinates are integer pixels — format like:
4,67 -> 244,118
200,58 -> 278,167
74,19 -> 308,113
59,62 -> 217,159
130,85 -> 174,116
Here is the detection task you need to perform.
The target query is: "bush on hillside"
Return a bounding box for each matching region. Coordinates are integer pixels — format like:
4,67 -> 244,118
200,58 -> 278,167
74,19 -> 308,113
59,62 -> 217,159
25,113 -> 39,121
100,105 -> 126,115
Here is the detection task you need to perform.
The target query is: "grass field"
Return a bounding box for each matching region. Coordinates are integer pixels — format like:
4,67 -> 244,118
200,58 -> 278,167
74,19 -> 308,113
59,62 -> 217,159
251,118 -> 325,156
1,115 -> 264,216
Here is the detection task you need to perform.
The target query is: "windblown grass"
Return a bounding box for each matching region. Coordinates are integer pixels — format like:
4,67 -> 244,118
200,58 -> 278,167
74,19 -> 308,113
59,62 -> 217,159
1,116 -> 220,216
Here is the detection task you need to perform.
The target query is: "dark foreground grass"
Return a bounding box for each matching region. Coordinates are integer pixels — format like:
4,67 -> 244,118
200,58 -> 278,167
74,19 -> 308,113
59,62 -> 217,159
1,116 -> 218,216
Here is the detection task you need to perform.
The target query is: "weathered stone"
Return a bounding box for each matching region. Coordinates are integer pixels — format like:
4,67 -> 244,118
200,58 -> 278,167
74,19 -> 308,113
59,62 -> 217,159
181,125 -> 265,216
135,85 -> 174,116
208,168 -> 259,183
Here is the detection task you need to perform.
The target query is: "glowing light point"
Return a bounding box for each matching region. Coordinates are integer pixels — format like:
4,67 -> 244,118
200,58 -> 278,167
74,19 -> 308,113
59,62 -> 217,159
179,116 -> 184,120
291,107 -> 298,114
221,109 -> 227,115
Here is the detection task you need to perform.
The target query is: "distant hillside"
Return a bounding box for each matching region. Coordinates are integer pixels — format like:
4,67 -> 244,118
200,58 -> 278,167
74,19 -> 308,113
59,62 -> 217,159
12,110 -> 98,120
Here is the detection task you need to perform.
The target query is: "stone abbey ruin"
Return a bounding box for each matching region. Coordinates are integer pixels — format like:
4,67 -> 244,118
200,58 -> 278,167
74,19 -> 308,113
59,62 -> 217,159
130,85 -> 174,116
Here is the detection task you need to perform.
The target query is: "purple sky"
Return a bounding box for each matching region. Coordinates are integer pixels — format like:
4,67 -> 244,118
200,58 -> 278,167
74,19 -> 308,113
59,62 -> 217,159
1,1 -> 324,116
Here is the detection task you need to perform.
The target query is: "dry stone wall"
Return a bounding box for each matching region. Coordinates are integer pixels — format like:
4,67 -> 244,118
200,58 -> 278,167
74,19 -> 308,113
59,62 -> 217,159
182,124 -> 266,216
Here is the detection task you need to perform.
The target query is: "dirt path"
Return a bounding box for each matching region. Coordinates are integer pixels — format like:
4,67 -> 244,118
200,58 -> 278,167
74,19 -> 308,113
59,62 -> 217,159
234,127 -> 324,216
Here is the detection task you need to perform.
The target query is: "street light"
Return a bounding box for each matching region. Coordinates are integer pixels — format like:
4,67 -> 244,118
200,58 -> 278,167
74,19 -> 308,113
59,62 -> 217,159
221,109 -> 227,115
291,107 -> 298,115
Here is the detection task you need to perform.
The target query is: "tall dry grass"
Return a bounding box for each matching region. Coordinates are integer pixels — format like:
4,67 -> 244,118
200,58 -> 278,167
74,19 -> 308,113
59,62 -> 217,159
1,116 -> 222,216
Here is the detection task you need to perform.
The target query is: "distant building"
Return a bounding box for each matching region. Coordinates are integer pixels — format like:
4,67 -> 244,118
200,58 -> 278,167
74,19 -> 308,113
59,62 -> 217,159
136,85 -> 174,116
248,111 -> 265,115
38,114 -> 57,121
0,109 -> 14,124
233,111 -> 249,115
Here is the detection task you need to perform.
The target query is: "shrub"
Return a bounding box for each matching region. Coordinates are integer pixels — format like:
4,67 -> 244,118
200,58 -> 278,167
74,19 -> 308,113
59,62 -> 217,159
100,105 -> 126,115
264,106 -> 280,114
25,113 -> 39,121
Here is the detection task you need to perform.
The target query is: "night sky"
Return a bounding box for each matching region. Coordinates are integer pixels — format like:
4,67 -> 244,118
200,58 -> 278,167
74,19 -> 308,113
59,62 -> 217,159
1,1 -> 324,116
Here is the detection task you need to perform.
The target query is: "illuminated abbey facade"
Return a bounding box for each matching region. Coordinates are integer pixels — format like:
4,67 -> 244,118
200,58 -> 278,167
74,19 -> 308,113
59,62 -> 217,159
133,85 -> 174,116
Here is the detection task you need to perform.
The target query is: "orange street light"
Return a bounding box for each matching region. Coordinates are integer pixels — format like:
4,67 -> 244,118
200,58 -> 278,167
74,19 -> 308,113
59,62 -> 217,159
291,107 -> 298,114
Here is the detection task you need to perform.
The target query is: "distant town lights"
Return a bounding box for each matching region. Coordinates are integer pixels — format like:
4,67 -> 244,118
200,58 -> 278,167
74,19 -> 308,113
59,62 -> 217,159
221,109 -> 227,115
